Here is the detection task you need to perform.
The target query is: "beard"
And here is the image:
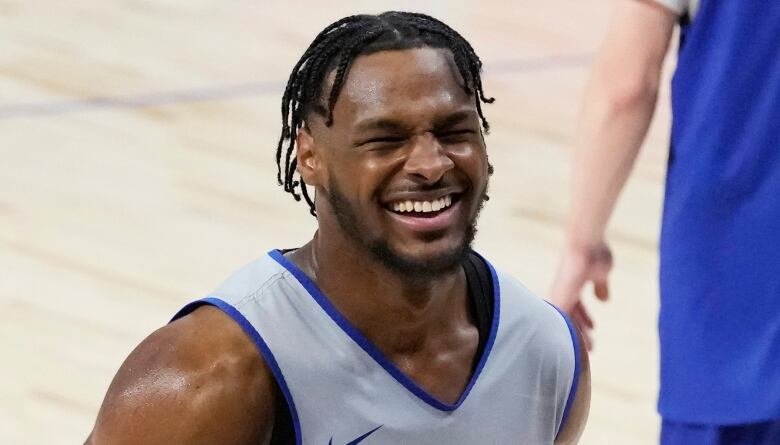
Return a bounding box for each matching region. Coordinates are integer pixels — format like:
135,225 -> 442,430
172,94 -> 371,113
323,176 -> 488,280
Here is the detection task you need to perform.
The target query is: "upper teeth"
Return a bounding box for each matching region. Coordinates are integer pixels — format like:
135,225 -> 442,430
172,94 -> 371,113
391,195 -> 453,213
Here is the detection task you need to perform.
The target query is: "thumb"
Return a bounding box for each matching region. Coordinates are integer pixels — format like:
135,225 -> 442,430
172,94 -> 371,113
590,243 -> 613,302
593,279 -> 609,301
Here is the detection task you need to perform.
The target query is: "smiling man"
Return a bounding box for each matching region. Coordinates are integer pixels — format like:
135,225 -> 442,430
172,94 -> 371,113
86,12 -> 589,445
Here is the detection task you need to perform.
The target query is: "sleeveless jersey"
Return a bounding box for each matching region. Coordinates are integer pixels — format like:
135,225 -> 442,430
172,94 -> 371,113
174,250 -> 580,444
657,0 -> 780,423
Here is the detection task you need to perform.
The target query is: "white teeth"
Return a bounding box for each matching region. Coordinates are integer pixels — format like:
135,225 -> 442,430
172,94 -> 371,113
389,194 -> 455,214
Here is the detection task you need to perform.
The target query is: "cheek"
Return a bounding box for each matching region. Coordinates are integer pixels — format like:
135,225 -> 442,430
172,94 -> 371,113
358,149 -> 407,185
327,154 -> 393,202
450,143 -> 488,179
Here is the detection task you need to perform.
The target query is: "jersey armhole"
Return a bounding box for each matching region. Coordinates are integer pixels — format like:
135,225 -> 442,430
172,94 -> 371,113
464,251 -> 495,358
171,297 -> 302,445
548,304 -> 581,437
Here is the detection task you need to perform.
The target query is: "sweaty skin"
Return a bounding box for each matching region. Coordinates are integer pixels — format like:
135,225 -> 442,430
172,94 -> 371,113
86,48 -> 589,445
86,306 -> 275,445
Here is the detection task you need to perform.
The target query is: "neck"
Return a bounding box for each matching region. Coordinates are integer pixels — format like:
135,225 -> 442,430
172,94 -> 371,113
286,231 -> 469,355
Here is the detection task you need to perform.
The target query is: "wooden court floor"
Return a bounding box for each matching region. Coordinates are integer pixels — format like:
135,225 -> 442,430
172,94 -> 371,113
1,1 -> 677,443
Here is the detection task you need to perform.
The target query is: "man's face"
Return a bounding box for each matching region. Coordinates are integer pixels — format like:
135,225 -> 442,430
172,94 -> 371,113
308,47 -> 490,278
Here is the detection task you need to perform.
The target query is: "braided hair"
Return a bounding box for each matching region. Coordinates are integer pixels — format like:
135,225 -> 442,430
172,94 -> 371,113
276,11 -> 494,216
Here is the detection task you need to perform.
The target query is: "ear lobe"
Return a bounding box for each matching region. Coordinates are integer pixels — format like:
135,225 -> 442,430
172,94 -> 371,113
296,128 -> 324,187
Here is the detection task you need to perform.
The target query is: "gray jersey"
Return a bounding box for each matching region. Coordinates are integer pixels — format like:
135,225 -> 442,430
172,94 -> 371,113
174,250 -> 579,444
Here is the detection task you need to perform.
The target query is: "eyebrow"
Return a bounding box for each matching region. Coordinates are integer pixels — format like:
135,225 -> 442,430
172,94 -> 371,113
353,110 -> 478,134
432,110 -> 478,130
353,118 -> 412,134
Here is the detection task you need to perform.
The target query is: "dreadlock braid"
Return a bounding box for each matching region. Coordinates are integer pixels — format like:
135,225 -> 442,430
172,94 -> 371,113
275,11 -> 494,216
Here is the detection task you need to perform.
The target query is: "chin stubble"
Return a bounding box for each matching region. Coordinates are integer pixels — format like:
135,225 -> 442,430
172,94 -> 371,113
324,177 -> 488,279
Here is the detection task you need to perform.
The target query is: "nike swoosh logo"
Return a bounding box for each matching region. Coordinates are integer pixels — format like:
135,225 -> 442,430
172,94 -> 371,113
328,425 -> 383,445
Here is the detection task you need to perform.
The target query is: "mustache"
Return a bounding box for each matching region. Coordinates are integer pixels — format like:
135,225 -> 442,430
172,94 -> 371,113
382,180 -> 460,195
383,162 -> 493,195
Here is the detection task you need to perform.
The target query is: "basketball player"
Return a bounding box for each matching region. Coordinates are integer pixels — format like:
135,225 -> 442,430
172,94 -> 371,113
549,1 -> 780,443
86,12 -> 589,445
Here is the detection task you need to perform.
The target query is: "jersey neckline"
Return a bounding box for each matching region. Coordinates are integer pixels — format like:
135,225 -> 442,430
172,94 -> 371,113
267,249 -> 501,412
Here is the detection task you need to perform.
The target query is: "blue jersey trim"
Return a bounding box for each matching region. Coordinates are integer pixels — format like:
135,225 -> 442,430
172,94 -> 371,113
549,304 -> 581,436
268,249 -> 501,413
171,297 -> 302,445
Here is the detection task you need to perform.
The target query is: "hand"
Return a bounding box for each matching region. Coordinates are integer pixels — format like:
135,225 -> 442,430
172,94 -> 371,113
549,242 -> 613,350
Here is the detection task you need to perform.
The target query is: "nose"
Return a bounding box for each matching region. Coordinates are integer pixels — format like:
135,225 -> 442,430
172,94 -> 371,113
403,132 -> 454,183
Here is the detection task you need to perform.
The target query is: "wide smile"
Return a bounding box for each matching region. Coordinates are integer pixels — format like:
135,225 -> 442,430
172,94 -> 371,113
382,193 -> 463,232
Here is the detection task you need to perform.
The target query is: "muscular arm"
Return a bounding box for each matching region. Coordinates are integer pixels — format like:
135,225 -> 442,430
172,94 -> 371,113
549,0 -> 678,341
85,306 -> 277,445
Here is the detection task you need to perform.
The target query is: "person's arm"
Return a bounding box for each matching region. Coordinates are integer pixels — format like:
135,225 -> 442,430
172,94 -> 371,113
549,0 -> 678,347
84,306 -> 277,445
554,327 -> 591,445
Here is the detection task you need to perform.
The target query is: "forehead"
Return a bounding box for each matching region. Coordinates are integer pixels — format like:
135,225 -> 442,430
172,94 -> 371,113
336,47 -> 474,126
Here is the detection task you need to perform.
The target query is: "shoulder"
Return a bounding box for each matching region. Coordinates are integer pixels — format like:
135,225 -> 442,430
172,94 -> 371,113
87,306 -> 276,445
486,264 -> 590,443
210,252 -> 290,305
493,266 -> 570,335
490,264 -> 577,374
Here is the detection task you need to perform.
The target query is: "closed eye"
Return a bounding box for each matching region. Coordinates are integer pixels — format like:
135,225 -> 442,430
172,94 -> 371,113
438,129 -> 475,142
366,136 -> 406,144
356,136 -> 407,148
442,129 -> 474,136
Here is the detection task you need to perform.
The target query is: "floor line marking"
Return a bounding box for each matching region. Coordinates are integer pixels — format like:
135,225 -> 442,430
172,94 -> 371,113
0,53 -> 593,120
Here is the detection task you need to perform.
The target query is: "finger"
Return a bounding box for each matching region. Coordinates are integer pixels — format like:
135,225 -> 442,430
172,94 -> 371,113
570,308 -> 593,351
575,302 -> 594,329
583,331 -> 593,351
572,314 -> 593,351
572,303 -> 594,351
594,280 -> 609,301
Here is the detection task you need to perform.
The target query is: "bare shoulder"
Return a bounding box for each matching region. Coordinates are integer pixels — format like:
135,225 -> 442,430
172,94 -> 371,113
86,305 -> 276,445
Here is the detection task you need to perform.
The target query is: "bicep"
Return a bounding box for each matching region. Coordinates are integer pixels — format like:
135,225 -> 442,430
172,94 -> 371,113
87,307 -> 276,445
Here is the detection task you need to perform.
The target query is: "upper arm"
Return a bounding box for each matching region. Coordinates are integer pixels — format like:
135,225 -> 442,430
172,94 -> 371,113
86,306 -> 276,445
592,0 -> 679,95
554,325 -> 591,445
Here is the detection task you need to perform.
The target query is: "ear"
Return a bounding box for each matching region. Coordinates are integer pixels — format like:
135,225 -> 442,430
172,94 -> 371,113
296,126 -> 326,187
